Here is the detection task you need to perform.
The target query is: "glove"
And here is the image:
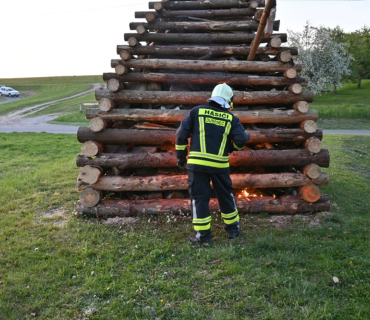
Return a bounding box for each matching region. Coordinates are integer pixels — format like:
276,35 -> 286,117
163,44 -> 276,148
177,159 -> 187,171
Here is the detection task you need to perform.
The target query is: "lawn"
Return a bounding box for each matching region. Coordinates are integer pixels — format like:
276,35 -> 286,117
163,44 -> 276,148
0,132 -> 369,319
312,80 -> 370,129
0,76 -> 103,117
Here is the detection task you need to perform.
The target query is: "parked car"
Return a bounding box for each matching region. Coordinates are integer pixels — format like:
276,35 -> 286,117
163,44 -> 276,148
0,87 -> 19,97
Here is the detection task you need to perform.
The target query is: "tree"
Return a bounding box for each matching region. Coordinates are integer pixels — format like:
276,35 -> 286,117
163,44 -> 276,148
288,22 -> 352,94
344,26 -> 370,89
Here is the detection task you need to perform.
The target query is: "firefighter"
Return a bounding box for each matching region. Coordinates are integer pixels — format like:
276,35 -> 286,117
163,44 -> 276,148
175,83 -> 250,244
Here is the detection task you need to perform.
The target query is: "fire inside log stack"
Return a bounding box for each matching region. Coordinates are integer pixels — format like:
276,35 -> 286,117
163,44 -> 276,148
76,0 -> 330,217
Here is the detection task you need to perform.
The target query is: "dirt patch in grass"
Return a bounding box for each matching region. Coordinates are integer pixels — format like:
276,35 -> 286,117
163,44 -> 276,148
100,217 -> 140,226
253,211 -> 332,230
37,207 -> 70,227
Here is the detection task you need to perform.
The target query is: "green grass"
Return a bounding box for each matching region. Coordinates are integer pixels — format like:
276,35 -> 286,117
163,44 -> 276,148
312,80 -> 370,122
0,133 -> 370,319
0,76 -> 103,116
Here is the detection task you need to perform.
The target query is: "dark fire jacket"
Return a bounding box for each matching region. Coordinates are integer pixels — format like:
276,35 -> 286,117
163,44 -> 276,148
175,102 -> 250,173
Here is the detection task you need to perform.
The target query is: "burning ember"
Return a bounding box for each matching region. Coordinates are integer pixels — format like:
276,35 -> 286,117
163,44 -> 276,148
237,189 -> 276,201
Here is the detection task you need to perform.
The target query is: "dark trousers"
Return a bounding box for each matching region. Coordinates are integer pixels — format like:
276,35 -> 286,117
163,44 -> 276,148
187,169 -> 239,241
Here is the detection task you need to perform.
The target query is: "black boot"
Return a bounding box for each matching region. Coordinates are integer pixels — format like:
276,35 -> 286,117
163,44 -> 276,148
224,222 -> 240,239
189,230 -> 212,245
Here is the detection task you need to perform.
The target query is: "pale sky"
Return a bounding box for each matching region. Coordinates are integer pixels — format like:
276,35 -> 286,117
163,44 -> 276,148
0,0 -> 369,79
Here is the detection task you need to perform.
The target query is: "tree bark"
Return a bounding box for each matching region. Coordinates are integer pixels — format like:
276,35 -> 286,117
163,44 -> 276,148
149,0 -> 263,10
102,72 -> 308,87
113,58 -> 300,73
85,108 -> 318,124
123,33 -> 287,45
95,89 -> 313,105
77,172 -> 328,192
77,127 -> 323,145
135,8 -> 257,20
77,194 -> 330,216
129,20 -> 280,32
116,44 -> 298,56
76,149 -> 330,169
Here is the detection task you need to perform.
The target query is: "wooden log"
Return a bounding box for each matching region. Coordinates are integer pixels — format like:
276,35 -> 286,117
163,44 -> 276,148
76,149 -> 330,170
98,98 -> 116,112
77,127 -> 322,145
79,165 -> 102,184
85,108 -> 318,124
264,6 -> 276,38
293,101 -> 310,113
269,37 -> 282,48
277,51 -> 292,63
135,8 -> 257,20
95,89 -> 314,105
89,117 -> 109,133
303,163 -> 322,179
283,68 -> 297,79
288,83 -> 302,94
107,78 -> 123,92
115,58 -> 300,73
129,20 -> 280,32
305,137 -> 322,153
123,33 -> 287,45
299,184 -> 321,203
248,0 -> 276,60
136,24 -> 147,35
149,0 -> 261,10
119,50 -> 132,61
116,45 -> 299,56
102,72 -> 308,87
78,172 -> 328,192
81,140 -> 104,157
300,120 -> 317,133
77,194 -> 330,216
115,64 -> 129,75
79,188 -> 102,208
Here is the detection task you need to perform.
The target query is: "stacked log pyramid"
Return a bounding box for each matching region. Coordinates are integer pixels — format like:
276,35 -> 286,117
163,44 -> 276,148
76,0 -> 330,217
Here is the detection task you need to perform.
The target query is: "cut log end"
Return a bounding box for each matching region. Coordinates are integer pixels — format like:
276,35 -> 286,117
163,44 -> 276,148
269,37 -> 282,48
79,165 -> 102,184
278,51 -> 292,63
304,163 -> 322,179
299,184 -> 321,203
300,120 -> 317,133
284,68 -> 297,79
81,140 -> 104,157
107,78 -> 124,92
305,137 -> 322,153
80,188 -> 102,207
89,117 -> 109,133
294,101 -> 310,113
119,50 -> 132,61
289,83 -> 303,94
115,64 -> 129,75
98,98 -> 116,112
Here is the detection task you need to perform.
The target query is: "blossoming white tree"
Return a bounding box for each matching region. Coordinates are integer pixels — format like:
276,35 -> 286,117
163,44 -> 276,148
288,22 -> 353,94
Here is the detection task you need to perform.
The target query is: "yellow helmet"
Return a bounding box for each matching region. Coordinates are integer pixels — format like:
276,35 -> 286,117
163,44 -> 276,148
208,83 -> 234,109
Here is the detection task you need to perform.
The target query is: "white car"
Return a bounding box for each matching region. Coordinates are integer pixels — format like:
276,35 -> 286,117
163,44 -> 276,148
0,87 -> 20,97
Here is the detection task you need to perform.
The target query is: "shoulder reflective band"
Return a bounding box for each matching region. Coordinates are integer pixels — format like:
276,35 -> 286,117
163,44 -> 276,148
198,109 -> 233,121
